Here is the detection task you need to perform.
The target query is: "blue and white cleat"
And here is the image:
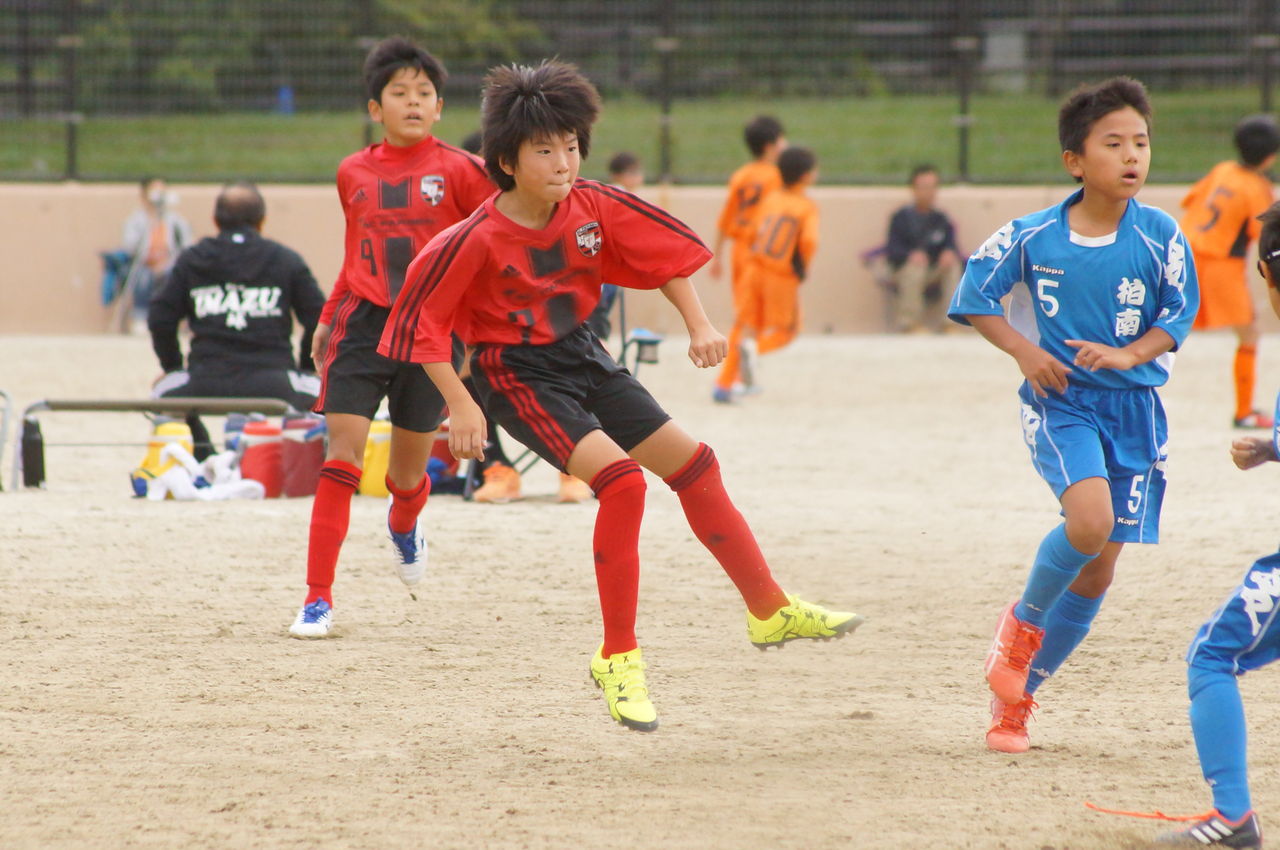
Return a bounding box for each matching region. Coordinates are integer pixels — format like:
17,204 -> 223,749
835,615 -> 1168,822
389,522 -> 428,587
289,598 -> 334,639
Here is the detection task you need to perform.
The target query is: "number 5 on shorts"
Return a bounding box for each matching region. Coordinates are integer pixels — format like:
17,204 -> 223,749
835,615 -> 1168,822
1126,474 -> 1145,514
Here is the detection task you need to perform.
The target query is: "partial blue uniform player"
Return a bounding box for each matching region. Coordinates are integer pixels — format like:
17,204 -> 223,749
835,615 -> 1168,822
1149,205 -> 1280,849
948,77 -> 1199,754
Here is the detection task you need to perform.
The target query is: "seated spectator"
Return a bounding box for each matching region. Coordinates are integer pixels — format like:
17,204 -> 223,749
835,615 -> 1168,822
884,164 -> 962,333
122,176 -> 193,322
149,181 -> 325,459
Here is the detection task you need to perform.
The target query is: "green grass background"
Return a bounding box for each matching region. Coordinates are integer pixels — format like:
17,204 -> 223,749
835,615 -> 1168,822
0,88 -> 1262,184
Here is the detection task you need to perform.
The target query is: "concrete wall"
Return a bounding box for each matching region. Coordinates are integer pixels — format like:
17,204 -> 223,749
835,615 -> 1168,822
1,182 -> 1269,336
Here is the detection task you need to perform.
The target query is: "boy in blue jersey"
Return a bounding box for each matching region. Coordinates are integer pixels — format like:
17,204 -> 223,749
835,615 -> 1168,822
1148,203 -> 1280,849
948,77 -> 1199,753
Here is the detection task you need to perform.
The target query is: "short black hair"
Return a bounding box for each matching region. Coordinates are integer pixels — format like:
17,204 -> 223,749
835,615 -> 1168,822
608,151 -> 640,176
460,130 -> 483,156
778,146 -> 816,187
909,163 -> 938,184
481,60 -> 601,192
1235,115 -> 1280,167
1057,76 -> 1151,154
744,115 -> 785,158
139,175 -> 160,191
214,181 -> 266,231
1258,202 -> 1280,288
363,36 -> 447,103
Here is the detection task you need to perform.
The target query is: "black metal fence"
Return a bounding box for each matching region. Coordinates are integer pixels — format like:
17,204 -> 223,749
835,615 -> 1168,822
2,0 -> 1277,183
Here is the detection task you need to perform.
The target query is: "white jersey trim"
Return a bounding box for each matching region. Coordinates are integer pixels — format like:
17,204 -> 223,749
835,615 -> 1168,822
1068,230 -> 1117,247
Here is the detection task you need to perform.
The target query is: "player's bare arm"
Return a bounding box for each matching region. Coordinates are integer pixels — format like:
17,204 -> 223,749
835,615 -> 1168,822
1064,326 -> 1175,372
310,321 -> 330,366
1231,436 -> 1279,470
421,361 -> 487,461
967,313 -> 1072,397
660,277 -> 729,368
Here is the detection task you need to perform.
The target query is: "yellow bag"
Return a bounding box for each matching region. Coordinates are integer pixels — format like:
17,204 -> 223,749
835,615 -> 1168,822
359,419 -> 392,497
129,421 -> 193,497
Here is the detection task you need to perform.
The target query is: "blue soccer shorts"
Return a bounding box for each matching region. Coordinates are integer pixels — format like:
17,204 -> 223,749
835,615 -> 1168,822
1187,552 -> 1280,677
1017,381 -> 1168,544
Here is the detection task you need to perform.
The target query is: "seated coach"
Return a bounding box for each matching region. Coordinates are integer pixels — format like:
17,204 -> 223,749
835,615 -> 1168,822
149,181 -> 325,458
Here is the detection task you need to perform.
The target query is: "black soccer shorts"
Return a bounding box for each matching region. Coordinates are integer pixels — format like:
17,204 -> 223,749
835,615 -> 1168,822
469,324 -> 671,472
317,297 -> 460,433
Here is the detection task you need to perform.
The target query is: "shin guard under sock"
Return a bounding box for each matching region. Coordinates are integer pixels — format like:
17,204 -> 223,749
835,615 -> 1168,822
305,460 -> 361,604
664,443 -> 788,619
591,460 -> 647,657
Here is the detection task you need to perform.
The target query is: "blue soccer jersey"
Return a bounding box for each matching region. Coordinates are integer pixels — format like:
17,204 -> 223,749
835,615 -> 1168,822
948,188 -> 1200,390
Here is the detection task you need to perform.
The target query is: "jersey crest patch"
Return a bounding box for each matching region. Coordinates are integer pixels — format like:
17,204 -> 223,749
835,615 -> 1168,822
420,175 -> 445,207
575,221 -> 602,257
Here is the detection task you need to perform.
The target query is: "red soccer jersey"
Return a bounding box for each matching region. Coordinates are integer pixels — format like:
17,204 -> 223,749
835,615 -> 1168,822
320,135 -> 494,322
379,179 -> 711,363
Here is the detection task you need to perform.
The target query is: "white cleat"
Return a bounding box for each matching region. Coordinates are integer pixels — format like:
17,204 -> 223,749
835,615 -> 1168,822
289,599 -> 334,639
389,523 -> 428,586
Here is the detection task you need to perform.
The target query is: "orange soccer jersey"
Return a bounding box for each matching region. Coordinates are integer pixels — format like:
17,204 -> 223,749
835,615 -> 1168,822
737,187 -> 819,344
1180,160 -> 1274,329
716,160 -> 782,289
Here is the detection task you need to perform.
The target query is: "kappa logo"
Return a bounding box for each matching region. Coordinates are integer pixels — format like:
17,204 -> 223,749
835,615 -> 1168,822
972,222 -> 1015,262
1020,403 -> 1042,446
1241,566 -> 1280,636
420,175 -> 445,206
575,221 -> 602,257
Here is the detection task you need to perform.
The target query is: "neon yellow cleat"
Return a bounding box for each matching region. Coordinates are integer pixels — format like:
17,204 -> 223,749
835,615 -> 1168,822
747,594 -> 864,649
589,645 -> 659,732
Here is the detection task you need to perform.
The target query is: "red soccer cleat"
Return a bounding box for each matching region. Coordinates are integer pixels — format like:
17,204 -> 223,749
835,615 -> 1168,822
985,601 -> 1044,704
987,693 -> 1036,753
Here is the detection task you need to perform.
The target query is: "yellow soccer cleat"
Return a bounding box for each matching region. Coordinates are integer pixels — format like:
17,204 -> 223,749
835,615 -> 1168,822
747,594 -> 865,649
589,645 -> 659,732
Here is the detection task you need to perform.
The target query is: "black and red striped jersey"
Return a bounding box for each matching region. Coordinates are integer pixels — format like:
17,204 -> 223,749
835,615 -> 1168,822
319,135 -> 494,322
379,179 -> 711,363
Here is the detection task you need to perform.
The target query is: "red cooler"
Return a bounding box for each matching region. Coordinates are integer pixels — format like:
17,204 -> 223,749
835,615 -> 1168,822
241,419 -> 284,498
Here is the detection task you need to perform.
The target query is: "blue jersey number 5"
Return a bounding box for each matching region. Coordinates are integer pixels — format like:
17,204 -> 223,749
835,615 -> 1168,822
1037,278 -> 1060,317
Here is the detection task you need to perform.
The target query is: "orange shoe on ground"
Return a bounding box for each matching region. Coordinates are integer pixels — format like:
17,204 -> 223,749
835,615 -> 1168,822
985,601 -> 1044,704
986,693 -> 1036,753
472,462 -> 522,503
558,472 -> 593,503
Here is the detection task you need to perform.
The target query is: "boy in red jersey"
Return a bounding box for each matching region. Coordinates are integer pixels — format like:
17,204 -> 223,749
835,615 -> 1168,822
380,61 -> 861,731
289,37 -> 494,638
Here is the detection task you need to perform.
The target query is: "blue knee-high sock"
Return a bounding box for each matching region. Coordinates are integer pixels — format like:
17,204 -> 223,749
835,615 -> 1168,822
1188,667 -> 1252,821
1025,590 -> 1104,695
1014,524 -> 1097,627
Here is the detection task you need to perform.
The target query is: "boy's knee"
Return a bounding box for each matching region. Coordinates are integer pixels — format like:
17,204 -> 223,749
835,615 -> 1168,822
1188,656 -> 1237,699
1065,512 -> 1112,554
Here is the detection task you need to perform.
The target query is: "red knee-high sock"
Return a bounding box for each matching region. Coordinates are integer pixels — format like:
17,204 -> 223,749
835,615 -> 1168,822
386,472 -> 429,534
305,460 -> 361,604
590,459 -> 647,657
1234,344 -> 1257,421
664,444 -> 789,619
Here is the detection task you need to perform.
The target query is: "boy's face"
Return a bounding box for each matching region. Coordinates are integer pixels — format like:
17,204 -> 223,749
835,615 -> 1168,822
910,170 -> 938,208
504,131 -> 580,204
614,167 -> 644,191
1063,105 -> 1150,200
368,67 -> 442,147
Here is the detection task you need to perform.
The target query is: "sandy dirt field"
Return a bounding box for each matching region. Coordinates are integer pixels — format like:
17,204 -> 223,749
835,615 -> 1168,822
3,330 -> 1280,849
